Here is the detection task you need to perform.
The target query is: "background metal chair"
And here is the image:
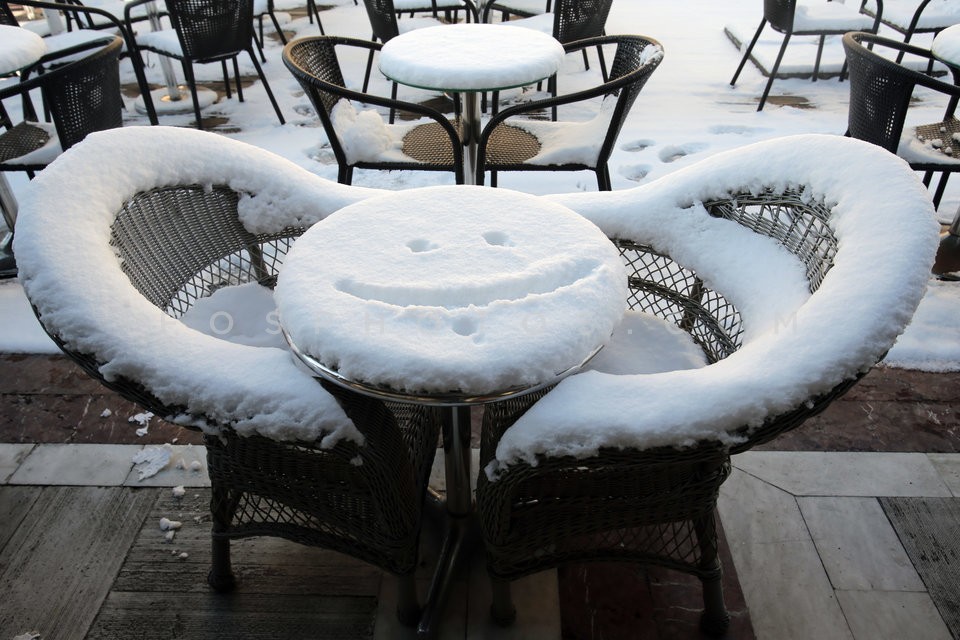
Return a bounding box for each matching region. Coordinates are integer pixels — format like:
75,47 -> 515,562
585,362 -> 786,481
730,0 -> 882,111
9,0 -> 159,124
283,35 -> 464,184
475,34 -> 662,190
14,126 -> 442,627
0,35 -> 123,179
843,31 -> 960,208
859,0 -> 960,61
475,134 -> 937,636
125,0 -> 285,129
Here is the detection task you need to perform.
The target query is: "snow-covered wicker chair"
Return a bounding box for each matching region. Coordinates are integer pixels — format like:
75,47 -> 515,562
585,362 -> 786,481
13,126 -> 441,625
474,134 -> 939,634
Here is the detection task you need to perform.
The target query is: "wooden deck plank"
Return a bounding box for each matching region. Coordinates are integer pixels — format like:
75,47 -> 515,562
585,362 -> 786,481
0,486 -> 158,640
86,591 -> 377,639
115,487 -> 381,595
87,487 -> 384,638
0,486 -> 40,553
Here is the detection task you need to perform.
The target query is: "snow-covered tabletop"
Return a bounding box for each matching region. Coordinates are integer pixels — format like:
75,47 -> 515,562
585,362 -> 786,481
0,25 -> 47,75
379,24 -> 564,92
932,24 -> 960,68
276,184 -> 627,401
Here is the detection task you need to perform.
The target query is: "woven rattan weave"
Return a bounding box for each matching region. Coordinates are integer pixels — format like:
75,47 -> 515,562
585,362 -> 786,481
476,187 -> 851,636
38,183 -> 441,624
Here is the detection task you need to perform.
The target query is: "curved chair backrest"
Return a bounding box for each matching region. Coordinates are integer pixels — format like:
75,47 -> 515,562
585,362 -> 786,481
15,36 -> 124,152
283,36 -> 357,171
596,35 -> 660,163
362,0 -> 400,42
552,0 -> 611,43
842,31 -> 959,154
166,0 -> 255,60
763,0 -> 797,32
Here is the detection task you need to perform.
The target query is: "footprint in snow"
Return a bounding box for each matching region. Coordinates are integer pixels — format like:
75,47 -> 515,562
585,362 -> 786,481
658,143 -> 706,163
621,139 -> 655,152
619,164 -> 651,182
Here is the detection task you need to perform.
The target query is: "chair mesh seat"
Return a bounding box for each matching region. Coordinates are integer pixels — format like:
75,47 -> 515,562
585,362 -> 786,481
914,118 -> 960,157
0,122 -> 50,165
401,120 -> 462,164
482,124 -> 541,165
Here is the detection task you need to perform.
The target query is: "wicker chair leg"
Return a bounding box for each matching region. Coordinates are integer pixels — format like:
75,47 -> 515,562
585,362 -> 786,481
490,576 -> 517,626
208,535 -> 237,592
699,567 -> 730,637
395,572 -> 421,627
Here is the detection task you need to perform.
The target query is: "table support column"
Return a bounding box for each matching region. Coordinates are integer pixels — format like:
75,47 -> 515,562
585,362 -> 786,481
417,404 -> 475,639
462,92 -> 480,185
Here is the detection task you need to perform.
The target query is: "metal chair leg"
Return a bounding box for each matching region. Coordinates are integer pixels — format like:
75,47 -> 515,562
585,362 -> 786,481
758,33 -> 791,111
248,49 -> 285,124
730,18 -> 766,86
395,572 -> 421,627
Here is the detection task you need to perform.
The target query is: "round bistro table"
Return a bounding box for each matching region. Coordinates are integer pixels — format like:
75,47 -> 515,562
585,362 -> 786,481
275,184 -> 627,637
378,24 -> 564,185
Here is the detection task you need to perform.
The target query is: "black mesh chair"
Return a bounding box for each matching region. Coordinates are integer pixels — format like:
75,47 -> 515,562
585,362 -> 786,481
730,0 -> 882,111
125,0 -> 285,129
10,0 -> 159,125
475,34 -> 662,190
14,126 -> 443,626
475,135 -> 936,635
483,0 -> 613,118
283,35 -> 464,185
0,35 -> 123,179
843,31 -> 960,208
859,0 -> 960,62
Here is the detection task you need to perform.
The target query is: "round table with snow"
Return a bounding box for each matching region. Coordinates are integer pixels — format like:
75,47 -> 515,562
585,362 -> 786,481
275,184 -> 627,638
378,24 -> 564,185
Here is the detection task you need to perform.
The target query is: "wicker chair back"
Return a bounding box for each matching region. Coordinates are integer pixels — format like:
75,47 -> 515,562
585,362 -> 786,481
552,0 -> 611,43
362,0 -> 400,42
166,0 -> 255,60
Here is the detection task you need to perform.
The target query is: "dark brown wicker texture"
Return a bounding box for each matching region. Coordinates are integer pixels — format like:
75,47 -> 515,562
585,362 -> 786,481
729,0 -> 883,111
282,35 -> 464,184
34,182 -> 442,625
843,31 -> 960,208
0,36 -> 123,176
124,0 -> 285,129
475,34 -> 662,190
476,187 -> 861,636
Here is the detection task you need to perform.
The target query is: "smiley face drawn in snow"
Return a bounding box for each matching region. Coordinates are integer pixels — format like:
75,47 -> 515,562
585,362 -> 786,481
276,185 -> 628,395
